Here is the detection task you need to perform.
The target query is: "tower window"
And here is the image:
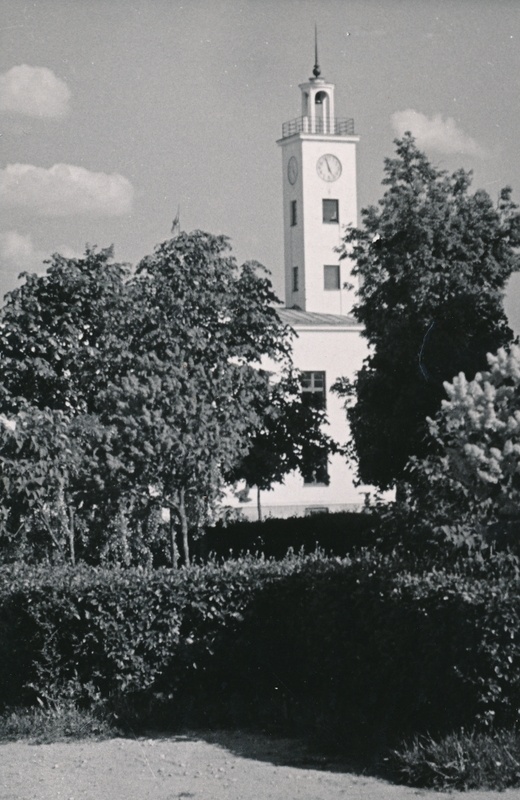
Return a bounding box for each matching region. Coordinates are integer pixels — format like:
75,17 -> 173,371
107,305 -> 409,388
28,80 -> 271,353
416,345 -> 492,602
324,264 -> 340,290
323,199 -> 339,223
292,266 -> 299,293
290,200 -> 297,226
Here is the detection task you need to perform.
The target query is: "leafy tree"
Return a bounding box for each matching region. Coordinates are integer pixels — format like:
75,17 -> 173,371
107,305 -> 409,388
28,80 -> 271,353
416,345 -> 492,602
227,369 -> 338,519
0,232 -> 299,565
335,134 -> 520,490
0,246 -> 131,415
105,231 -> 292,563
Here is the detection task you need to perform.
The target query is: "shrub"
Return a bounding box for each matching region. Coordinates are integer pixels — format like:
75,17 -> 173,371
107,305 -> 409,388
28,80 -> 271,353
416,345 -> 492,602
0,701 -> 115,743
199,510 -> 379,561
392,727 -> 520,791
1,550 -> 520,754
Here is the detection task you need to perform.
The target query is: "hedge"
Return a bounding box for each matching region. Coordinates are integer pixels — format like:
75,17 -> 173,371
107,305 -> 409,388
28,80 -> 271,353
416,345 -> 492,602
198,510 -> 379,561
1,550 -> 519,749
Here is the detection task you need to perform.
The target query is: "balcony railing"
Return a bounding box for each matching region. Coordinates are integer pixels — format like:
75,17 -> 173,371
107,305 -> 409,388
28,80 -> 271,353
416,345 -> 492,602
281,116 -> 355,139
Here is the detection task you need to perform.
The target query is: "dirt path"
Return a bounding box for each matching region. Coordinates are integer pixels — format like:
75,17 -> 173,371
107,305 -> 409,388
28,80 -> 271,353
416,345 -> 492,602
1,731 -> 518,800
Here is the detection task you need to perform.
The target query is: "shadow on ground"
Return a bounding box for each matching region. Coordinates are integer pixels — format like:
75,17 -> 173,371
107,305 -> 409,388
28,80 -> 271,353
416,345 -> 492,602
140,727 -> 378,778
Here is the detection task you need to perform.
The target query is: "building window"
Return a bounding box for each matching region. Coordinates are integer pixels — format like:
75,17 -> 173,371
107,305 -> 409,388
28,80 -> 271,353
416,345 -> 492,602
290,200 -> 297,226
292,266 -> 299,292
324,264 -> 340,290
302,450 -> 329,485
301,371 -> 329,484
301,371 -> 326,409
323,199 -> 339,223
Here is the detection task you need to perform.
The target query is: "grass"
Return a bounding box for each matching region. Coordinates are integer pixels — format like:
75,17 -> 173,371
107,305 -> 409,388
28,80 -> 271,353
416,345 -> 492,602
0,701 -> 118,744
391,727 -> 520,791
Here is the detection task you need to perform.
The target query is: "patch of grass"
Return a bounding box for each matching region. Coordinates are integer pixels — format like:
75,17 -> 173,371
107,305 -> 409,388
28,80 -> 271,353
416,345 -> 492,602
391,727 -> 520,791
0,702 -> 118,744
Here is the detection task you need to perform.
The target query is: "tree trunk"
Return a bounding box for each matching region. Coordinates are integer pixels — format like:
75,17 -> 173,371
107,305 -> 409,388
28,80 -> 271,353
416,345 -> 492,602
68,506 -> 76,566
179,488 -> 190,565
169,515 -> 179,568
257,486 -> 263,522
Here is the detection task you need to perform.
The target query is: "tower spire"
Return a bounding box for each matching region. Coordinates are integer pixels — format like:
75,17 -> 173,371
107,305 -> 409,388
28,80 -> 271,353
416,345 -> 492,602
313,24 -> 321,78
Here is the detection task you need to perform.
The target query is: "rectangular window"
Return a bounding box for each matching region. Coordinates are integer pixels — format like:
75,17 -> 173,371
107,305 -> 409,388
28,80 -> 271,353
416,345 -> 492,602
324,264 -> 340,290
292,266 -> 299,293
301,371 -> 326,409
302,450 -> 329,485
290,200 -> 297,226
323,199 -> 339,223
301,371 -> 329,484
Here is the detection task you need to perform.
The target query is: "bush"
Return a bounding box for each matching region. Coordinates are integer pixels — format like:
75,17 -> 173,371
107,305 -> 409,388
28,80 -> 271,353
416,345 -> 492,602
392,727 -> 520,790
0,701 -> 116,743
1,549 -> 520,755
199,510 -> 379,560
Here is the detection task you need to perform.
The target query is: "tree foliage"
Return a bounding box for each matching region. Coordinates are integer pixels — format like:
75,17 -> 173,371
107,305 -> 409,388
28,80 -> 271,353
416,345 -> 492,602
227,368 -> 336,491
407,345 -> 520,540
0,231 -> 333,565
335,134 -> 520,489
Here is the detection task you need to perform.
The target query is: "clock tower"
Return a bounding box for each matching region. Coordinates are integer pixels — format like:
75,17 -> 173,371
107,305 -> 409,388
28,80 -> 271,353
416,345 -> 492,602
277,40 -> 359,314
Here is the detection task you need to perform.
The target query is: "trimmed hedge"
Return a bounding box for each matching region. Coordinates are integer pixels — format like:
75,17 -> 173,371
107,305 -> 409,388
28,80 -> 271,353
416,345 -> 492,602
198,510 -> 379,560
1,550 -> 520,749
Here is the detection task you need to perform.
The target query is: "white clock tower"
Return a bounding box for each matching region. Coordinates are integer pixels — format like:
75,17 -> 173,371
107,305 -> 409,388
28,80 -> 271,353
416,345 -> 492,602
226,39 -> 373,520
277,40 -> 359,314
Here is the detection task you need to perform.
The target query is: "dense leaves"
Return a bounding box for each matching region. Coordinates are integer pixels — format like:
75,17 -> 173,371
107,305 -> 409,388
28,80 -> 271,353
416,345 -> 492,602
335,134 -> 520,489
0,232 -> 331,565
1,549 -> 520,745
406,344 -> 520,542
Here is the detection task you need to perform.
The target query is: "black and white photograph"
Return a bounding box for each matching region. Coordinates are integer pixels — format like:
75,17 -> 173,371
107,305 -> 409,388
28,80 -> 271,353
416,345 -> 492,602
1,1 -> 520,797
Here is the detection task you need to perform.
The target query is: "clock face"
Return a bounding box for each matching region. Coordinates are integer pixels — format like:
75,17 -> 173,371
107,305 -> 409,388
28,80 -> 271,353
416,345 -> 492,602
287,156 -> 298,185
317,154 -> 342,182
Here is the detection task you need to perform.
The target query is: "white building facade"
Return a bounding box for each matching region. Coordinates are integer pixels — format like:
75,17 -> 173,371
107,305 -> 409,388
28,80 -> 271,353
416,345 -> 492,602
227,51 -> 370,519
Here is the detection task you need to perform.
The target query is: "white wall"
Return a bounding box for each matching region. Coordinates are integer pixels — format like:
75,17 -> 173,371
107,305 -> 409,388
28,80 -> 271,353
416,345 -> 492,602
225,322 -> 372,520
278,133 -> 359,316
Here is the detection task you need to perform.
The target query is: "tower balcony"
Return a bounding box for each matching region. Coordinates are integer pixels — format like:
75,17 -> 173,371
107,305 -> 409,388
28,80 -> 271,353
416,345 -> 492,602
281,116 -> 355,139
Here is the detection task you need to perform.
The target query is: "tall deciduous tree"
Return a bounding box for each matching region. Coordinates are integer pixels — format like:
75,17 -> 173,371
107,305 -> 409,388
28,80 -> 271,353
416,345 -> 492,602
0,232 -> 300,565
107,231 -> 292,563
335,134 -> 520,490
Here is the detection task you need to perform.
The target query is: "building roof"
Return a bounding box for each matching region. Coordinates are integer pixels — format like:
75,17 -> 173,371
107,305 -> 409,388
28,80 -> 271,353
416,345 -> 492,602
278,307 -> 360,329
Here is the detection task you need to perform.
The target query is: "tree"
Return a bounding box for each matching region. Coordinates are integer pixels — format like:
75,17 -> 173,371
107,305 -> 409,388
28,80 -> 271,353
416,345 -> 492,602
0,246 -> 131,416
226,368 -> 338,520
335,134 -> 520,490
105,231 -> 292,563
407,345 -> 520,540
0,231 -> 298,565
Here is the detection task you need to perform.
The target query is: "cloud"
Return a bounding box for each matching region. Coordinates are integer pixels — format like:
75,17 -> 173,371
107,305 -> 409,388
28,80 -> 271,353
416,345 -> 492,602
0,231 -> 85,299
0,230 -> 45,273
0,65 -> 71,118
391,109 -> 486,157
0,163 -> 134,216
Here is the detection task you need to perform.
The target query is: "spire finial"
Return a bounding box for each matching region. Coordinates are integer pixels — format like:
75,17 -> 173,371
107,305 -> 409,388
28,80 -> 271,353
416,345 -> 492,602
313,24 -> 321,78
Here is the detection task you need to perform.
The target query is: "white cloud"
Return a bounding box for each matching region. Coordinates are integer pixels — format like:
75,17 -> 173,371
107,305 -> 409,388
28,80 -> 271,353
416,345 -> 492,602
0,230 -> 45,273
391,109 -> 486,157
0,163 -> 134,216
0,231 -> 84,299
0,65 -> 71,118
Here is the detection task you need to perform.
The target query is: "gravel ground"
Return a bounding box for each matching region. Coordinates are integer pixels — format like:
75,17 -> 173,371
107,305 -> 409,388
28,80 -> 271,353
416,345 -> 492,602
1,730 -> 518,800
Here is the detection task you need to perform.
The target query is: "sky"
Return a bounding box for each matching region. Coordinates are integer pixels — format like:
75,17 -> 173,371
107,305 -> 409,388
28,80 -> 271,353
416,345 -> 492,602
1,0 -> 520,329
